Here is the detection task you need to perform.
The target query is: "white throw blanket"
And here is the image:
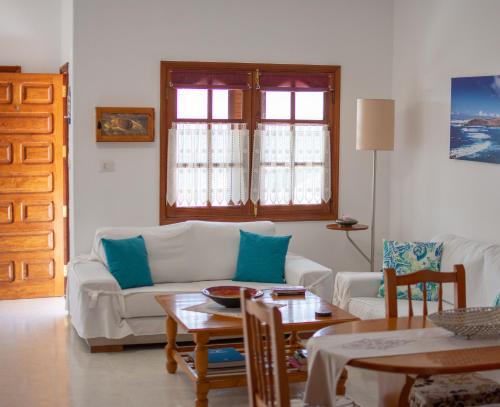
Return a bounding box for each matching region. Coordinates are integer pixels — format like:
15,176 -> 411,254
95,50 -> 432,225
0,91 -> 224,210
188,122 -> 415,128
304,327 -> 500,407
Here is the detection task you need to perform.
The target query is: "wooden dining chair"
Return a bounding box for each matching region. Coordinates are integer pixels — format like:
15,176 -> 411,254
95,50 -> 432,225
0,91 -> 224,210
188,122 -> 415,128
241,288 -> 291,407
383,264 -> 466,318
241,289 -> 358,407
384,265 -> 500,407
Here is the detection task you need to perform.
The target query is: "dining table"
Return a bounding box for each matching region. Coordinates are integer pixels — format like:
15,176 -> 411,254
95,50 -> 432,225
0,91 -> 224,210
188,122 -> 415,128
304,316 -> 500,407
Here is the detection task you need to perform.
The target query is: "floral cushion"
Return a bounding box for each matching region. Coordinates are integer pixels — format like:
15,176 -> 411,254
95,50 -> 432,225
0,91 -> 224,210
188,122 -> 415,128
494,293 -> 500,307
409,373 -> 500,407
378,240 -> 444,300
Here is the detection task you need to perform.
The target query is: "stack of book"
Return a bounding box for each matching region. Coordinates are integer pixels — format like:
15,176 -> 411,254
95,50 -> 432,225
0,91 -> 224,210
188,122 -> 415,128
207,347 -> 245,369
288,349 -> 308,372
271,286 -> 306,296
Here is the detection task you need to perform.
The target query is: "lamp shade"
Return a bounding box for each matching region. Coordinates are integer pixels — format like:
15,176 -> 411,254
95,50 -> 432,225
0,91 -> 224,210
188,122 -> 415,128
356,98 -> 395,151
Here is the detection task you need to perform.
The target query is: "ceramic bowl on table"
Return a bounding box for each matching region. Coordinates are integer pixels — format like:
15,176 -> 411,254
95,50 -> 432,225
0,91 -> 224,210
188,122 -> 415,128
202,286 -> 264,308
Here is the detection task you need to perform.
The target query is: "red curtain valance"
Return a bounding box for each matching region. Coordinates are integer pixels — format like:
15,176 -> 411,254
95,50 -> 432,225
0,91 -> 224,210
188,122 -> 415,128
259,72 -> 331,91
170,70 -> 251,90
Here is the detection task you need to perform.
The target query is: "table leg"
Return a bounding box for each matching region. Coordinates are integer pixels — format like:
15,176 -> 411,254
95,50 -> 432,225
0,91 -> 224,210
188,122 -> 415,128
166,315 -> 178,374
336,368 -> 348,396
398,375 -> 416,407
377,372 -> 407,407
194,332 -> 210,407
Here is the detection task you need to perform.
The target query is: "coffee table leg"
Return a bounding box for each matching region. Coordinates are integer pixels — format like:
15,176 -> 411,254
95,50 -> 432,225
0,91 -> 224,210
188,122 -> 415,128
289,331 -> 299,347
194,333 -> 210,407
166,315 -> 178,373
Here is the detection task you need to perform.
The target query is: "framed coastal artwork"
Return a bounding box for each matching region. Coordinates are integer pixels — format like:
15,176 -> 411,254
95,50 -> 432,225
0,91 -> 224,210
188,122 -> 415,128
96,107 -> 154,142
450,75 -> 500,163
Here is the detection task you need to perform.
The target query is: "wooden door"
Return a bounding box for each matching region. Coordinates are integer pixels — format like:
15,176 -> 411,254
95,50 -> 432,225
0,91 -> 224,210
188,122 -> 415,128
0,73 -> 65,299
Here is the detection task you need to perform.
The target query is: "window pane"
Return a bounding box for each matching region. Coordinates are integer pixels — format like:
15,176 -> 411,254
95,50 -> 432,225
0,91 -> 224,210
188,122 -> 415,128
211,167 -> 244,206
294,125 -> 325,163
177,89 -> 208,119
295,92 -> 324,120
260,124 -> 292,163
293,166 -> 322,204
212,89 -> 244,120
260,166 -> 292,205
212,90 -> 228,119
176,167 -> 208,207
262,91 -> 291,120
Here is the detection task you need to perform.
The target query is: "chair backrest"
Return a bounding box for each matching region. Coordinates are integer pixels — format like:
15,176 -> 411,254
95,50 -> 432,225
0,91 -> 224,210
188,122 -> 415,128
384,264 -> 467,318
241,288 -> 290,407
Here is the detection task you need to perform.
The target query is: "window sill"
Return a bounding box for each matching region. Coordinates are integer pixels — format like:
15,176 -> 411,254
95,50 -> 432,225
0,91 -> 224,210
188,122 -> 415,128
160,212 -> 338,225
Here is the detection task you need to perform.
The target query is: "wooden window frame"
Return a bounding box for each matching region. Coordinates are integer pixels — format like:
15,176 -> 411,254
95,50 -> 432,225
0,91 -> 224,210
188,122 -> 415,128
160,61 -> 340,224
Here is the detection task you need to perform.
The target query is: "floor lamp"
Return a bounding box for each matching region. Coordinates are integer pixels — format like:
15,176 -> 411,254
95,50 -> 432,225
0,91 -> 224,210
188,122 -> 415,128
356,99 -> 395,272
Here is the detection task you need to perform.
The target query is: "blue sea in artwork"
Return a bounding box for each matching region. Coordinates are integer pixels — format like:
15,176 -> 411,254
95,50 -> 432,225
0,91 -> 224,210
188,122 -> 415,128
450,75 -> 500,164
450,124 -> 500,163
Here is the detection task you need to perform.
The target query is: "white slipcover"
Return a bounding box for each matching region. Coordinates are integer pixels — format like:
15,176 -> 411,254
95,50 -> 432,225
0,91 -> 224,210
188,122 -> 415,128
66,221 -> 334,340
92,220 -> 275,283
333,234 -> 500,320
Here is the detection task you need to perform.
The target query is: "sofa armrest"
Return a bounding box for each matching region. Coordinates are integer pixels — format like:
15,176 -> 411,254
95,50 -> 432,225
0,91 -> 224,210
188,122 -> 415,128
285,254 -> 334,302
332,271 -> 382,309
66,258 -> 130,339
67,258 -> 120,293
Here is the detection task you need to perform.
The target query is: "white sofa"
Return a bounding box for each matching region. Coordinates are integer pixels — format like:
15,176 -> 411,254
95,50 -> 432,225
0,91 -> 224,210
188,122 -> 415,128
66,220 -> 334,349
333,234 -> 500,320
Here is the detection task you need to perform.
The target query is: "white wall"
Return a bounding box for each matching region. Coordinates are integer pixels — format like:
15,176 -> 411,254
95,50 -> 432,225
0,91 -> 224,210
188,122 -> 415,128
0,0 -> 66,72
390,0 -> 500,244
72,0 -> 394,273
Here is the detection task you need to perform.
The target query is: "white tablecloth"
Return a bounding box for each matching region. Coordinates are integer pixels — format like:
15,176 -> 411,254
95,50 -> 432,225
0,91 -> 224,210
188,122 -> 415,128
304,327 -> 500,407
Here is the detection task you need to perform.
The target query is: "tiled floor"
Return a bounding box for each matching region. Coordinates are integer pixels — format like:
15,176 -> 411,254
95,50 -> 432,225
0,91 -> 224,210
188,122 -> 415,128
0,297 -> 313,407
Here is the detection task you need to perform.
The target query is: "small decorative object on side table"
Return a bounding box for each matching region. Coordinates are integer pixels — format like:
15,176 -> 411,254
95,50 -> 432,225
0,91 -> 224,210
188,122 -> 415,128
327,215 -> 370,264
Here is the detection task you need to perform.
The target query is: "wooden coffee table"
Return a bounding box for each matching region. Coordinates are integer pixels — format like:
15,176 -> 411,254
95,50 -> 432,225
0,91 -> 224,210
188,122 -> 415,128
156,290 -> 357,407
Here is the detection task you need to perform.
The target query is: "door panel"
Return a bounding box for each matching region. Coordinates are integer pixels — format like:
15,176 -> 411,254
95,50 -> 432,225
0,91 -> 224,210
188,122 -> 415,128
0,82 -> 13,104
21,142 -> 53,164
0,112 -> 53,134
0,73 -> 64,298
21,83 -> 53,104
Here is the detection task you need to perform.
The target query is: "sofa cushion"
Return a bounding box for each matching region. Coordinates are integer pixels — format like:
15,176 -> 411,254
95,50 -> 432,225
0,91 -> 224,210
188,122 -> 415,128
347,297 -> 454,320
101,235 -> 153,289
183,221 -> 275,281
378,240 -> 444,301
433,234 -> 496,307
93,222 -> 192,284
119,279 -> 289,318
91,221 -> 275,284
234,230 -> 291,283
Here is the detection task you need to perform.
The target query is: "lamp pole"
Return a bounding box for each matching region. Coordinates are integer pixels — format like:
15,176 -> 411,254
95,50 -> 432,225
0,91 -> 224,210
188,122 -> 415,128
370,150 -> 377,272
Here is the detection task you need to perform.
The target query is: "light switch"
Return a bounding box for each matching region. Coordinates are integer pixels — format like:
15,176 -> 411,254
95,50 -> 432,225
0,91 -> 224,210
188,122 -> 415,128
99,160 -> 115,172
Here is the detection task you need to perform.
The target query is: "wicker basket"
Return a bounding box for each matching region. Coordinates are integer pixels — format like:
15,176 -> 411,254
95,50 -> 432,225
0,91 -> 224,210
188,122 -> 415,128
428,307 -> 500,339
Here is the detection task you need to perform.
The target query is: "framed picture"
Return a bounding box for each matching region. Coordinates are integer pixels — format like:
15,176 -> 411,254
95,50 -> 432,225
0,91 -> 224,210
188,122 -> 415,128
96,107 -> 154,142
450,75 -> 500,164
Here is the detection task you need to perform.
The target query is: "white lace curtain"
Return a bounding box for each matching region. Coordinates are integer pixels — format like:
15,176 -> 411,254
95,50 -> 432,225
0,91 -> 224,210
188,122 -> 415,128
167,123 -> 249,207
251,123 -> 331,205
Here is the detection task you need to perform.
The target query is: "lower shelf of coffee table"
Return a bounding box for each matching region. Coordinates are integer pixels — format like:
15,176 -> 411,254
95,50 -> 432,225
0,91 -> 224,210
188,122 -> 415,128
173,342 -> 307,386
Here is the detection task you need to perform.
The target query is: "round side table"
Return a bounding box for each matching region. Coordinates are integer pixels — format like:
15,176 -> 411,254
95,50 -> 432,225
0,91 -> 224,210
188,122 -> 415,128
326,223 -> 370,264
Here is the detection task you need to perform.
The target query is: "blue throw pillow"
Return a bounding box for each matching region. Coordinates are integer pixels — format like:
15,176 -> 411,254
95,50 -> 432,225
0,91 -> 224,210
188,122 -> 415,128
233,230 -> 291,284
101,235 -> 154,289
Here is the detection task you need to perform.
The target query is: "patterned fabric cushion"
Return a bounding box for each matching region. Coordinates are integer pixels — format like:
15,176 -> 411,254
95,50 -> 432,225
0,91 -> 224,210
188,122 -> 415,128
494,293 -> 500,307
378,240 -> 444,300
409,373 -> 500,407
